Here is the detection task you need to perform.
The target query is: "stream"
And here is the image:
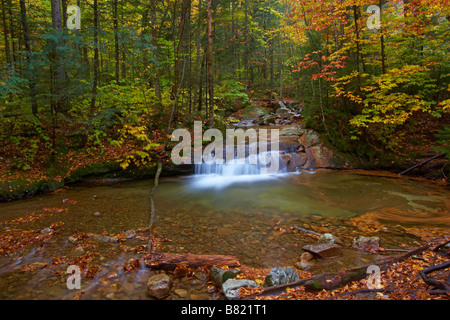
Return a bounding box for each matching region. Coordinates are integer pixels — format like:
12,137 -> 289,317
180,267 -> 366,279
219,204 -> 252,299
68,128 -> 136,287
0,166 -> 449,300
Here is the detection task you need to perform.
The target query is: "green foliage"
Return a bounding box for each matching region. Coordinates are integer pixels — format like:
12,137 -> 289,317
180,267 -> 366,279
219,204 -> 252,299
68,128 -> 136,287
215,80 -> 251,113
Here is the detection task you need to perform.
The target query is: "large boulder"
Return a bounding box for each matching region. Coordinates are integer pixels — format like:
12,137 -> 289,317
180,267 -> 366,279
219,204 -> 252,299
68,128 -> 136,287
240,105 -> 268,119
276,107 -> 291,115
222,279 -> 261,300
300,130 -> 321,147
147,273 -> 173,299
279,125 -> 305,138
264,267 -> 300,287
303,145 -> 336,169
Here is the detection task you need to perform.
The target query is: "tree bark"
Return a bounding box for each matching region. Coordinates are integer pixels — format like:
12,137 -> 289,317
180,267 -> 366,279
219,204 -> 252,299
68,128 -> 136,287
113,0 -> 120,84
1,0 -> 12,71
207,0 -> 214,126
150,0 -> 161,101
50,0 -> 66,111
19,0 -> 38,115
81,0 -> 99,147
144,253 -> 241,270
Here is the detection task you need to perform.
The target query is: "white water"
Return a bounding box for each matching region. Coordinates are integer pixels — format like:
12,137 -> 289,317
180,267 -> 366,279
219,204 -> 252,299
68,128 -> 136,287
191,150 -> 297,189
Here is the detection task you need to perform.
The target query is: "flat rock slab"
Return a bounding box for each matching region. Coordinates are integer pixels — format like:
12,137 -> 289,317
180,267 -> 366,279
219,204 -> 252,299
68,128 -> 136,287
302,243 -> 342,258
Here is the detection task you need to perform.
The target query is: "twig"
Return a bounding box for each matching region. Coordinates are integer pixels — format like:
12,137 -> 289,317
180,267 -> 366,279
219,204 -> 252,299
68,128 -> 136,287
291,226 -> 321,236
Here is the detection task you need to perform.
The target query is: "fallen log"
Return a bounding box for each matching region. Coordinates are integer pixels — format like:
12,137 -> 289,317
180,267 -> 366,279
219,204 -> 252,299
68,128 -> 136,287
144,253 -> 241,270
398,153 -> 446,176
246,237 -> 448,299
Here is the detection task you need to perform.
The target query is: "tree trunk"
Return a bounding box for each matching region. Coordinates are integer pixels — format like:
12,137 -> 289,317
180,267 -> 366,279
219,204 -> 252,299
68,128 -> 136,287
193,0 -> 203,112
207,0 -> 214,126
19,0 -> 38,115
150,0 -> 161,101
61,0 -> 67,28
353,5 -> 361,91
379,0 -> 386,74
1,0 -> 12,71
144,253 -> 241,270
113,0 -> 120,84
81,0 -> 99,147
50,0 -> 66,111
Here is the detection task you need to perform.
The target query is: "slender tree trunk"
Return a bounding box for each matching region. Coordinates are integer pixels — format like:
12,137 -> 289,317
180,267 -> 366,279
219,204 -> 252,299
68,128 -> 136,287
7,0 -> 16,70
198,53 -> 205,112
379,0 -> 386,74
150,0 -> 161,101
61,0 -> 67,28
82,0 -> 99,147
19,0 -> 38,115
207,0 -> 214,126
113,0 -> 120,83
193,0 -> 203,112
1,0 -> 12,71
51,0 -> 66,111
353,5 -> 361,90
244,0 -> 249,91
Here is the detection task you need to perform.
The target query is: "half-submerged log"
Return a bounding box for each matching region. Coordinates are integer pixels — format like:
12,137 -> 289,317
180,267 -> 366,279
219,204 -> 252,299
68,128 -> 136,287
398,153 -> 446,175
144,253 -> 241,270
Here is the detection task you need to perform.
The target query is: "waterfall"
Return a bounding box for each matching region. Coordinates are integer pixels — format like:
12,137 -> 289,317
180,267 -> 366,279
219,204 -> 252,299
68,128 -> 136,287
191,147 -> 289,189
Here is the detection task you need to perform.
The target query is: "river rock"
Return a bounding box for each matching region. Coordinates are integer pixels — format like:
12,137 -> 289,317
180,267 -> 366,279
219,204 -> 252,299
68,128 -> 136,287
317,233 -> 337,244
124,230 -> 136,239
279,125 -> 305,138
241,105 -> 268,119
222,279 -> 261,300
40,228 -> 52,234
264,267 -> 300,287
209,267 -> 240,287
147,273 -> 173,299
295,261 -> 313,271
302,243 -> 342,258
68,236 -> 78,244
276,107 -> 291,115
174,289 -> 188,298
278,100 -> 287,108
353,236 -> 380,251
91,234 -> 119,244
300,251 -> 314,262
72,246 -> 85,257
93,211 -> 101,217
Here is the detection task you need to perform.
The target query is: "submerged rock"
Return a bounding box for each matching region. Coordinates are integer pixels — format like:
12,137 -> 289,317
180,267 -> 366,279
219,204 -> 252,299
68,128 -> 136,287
147,273 -> 173,299
91,234 -> 119,244
353,236 -> 380,251
317,233 -> 337,244
295,261 -> 313,271
264,267 -> 300,287
222,279 -> 261,300
302,243 -> 342,258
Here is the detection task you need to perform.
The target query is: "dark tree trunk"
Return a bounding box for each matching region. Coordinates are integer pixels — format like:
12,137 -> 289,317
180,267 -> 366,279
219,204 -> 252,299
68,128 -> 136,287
207,0 -> 214,126
19,0 -> 38,115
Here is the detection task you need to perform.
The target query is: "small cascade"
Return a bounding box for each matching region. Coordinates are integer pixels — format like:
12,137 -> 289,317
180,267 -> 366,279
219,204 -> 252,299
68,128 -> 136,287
191,146 -> 293,189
